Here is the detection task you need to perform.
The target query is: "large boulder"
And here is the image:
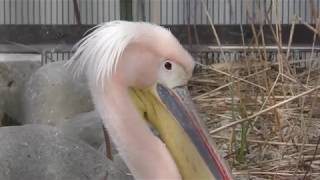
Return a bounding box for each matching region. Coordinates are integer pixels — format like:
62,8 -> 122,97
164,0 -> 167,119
0,125 -> 131,180
0,105 -> 3,127
58,111 -> 132,179
0,54 -> 41,124
58,111 -> 105,149
21,61 -> 93,125
99,144 -> 131,179
108,154 -> 132,179
57,111 -> 133,179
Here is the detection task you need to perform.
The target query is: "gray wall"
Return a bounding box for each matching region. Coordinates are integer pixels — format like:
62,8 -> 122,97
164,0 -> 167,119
0,0 -> 319,25
0,0 -> 120,24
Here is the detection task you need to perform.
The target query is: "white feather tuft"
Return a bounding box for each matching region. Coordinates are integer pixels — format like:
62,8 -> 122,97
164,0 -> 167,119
65,21 -> 168,89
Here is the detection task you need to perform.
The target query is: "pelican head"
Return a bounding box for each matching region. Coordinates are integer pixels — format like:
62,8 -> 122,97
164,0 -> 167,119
68,21 -> 232,180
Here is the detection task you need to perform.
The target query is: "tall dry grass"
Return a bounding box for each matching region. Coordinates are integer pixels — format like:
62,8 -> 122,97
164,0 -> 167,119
191,1 -> 320,179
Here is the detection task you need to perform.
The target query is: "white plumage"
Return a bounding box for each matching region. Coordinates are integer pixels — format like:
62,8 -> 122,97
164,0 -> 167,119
67,21 -> 184,179
67,21 -> 172,89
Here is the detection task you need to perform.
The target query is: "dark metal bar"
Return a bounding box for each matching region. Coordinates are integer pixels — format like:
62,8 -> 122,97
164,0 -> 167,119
177,0 -> 180,24
206,0 -> 209,24
305,0 -> 307,22
299,0 -> 302,19
108,0 -> 110,21
235,0 -> 237,24
172,0 -> 174,24
288,0 -> 290,24
252,0 -> 255,23
91,0 -> 94,24
229,0 -> 232,24
50,0 -> 53,24
33,0 -> 36,24
68,0 -> 70,24
194,0 -> 196,25
56,0 -> 58,24
212,0 -> 214,24
149,0 -> 151,22
38,0 -> 41,24
281,0 -> 284,23
223,0 -> 226,24
72,0 -> 81,25
3,0 -> 6,24
293,0 -> 296,23
8,0 -> 11,24
96,0 -> 99,23
240,0 -> 243,24
217,0 -> 220,24
120,0 -> 132,21
61,0 -> 64,24
85,0 -> 88,24
160,0 -> 162,24
27,0 -> 30,24
102,0 -> 105,22
270,0 -> 273,24
15,0 -> 18,24
44,0 -> 46,24
114,0 -> 116,20
166,0 -> 168,24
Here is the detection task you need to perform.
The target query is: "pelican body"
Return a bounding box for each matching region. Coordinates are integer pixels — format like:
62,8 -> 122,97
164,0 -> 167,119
68,21 -> 232,180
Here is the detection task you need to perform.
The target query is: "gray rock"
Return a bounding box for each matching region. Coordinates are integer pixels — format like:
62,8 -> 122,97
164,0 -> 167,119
0,124 -> 132,180
58,111 -> 105,149
99,141 -> 132,179
21,61 -> 93,125
0,91 -> 3,126
0,56 -> 41,123
0,107 -> 3,127
110,154 -> 132,179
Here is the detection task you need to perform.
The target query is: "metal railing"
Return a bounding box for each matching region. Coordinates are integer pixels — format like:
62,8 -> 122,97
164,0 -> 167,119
192,46 -> 320,68
41,50 -> 73,65
38,46 -> 320,69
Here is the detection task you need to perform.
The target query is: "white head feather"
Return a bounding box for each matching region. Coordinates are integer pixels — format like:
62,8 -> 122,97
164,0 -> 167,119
66,21 -> 171,89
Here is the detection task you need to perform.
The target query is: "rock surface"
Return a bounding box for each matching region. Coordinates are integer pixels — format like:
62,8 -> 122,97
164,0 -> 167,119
60,111 -> 131,178
98,138 -> 132,179
58,111 -> 104,149
109,154 -> 132,179
0,125 -> 131,180
99,143 -> 131,179
0,55 -> 41,124
0,106 -> 3,127
21,61 -> 93,125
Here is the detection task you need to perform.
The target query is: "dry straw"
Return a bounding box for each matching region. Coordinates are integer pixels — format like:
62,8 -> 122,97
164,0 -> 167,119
194,0 -> 320,179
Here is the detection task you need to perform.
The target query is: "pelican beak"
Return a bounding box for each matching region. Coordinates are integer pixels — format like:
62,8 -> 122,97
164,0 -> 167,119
155,84 -> 232,180
130,84 -> 232,180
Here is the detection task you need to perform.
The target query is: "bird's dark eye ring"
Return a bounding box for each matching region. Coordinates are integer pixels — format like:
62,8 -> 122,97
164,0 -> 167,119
164,62 -> 172,70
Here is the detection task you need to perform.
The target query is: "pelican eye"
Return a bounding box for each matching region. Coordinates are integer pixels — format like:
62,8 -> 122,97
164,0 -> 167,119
164,61 -> 172,70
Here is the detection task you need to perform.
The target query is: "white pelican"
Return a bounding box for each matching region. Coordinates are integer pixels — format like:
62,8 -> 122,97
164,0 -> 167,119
67,21 -> 232,180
